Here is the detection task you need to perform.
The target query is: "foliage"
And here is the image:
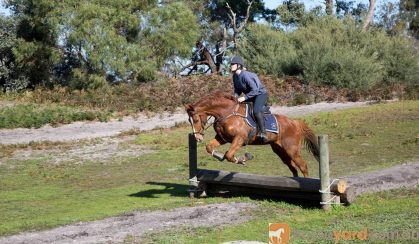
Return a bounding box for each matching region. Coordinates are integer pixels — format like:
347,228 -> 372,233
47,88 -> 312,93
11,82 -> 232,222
205,0 -> 267,26
56,0 -> 198,85
0,103 -> 110,128
5,0 -> 61,89
376,0 -> 419,39
335,0 -> 368,22
0,74 -> 413,130
1,0 -> 418,92
143,2 -> 199,67
276,0 -> 305,29
2,0 -> 199,89
0,15 -> 16,89
239,23 -> 298,75
292,17 -> 384,89
378,36 -> 419,85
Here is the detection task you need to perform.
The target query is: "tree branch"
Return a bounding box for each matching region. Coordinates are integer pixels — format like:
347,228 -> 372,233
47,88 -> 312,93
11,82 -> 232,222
226,0 -> 253,47
226,2 -> 237,31
237,0 -> 253,33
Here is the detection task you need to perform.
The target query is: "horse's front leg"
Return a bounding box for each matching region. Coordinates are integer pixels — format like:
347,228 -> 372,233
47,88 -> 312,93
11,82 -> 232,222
206,136 -> 226,161
224,136 -> 247,165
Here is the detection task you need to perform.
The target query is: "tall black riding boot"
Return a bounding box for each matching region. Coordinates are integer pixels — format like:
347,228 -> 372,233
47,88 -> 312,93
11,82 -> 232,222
255,112 -> 267,142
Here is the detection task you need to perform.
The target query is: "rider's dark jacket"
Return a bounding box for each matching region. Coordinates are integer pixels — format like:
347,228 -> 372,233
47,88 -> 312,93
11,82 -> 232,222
233,70 -> 267,101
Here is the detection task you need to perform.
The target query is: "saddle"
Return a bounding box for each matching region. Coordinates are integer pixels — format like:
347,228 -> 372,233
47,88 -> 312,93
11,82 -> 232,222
243,103 -> 279,134
244,102 -> 272,121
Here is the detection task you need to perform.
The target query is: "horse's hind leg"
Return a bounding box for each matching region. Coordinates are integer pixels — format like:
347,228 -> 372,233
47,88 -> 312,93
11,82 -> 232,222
283,144 -> 309,177
270,144 -> 299,177
291,155 -> 309,178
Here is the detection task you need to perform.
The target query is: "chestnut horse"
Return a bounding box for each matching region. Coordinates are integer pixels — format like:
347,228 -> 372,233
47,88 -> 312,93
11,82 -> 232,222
184,91 -> 320,178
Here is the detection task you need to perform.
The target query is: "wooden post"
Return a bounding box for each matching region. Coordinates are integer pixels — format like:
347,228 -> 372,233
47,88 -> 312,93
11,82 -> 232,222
188,133 -> 198,198
319,135 -> 331,211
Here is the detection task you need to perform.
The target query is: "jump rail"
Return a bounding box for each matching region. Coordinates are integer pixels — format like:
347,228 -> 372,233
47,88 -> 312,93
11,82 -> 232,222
188,134 -> 355,210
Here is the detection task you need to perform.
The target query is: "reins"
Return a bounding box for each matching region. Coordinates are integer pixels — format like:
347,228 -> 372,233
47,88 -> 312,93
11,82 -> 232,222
188,100 -> 247,139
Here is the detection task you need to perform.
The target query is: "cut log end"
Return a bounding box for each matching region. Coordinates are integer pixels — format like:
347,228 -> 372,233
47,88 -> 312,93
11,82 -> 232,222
336,179 -> 347,194
330,179 -> 347,194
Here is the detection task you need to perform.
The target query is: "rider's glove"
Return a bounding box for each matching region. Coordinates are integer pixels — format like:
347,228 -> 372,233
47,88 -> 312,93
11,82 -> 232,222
238,96 -> 246,102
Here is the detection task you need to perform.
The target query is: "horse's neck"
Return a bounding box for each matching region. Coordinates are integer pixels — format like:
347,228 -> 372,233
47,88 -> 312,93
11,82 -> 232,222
198,100 -> 237,118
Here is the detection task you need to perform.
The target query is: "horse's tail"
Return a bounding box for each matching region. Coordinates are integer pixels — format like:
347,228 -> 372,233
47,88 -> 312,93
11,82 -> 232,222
298,120 -> 320,162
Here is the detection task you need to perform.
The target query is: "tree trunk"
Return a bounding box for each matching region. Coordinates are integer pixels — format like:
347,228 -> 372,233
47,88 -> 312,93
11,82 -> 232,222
215,27 -> 228,74
362,0 -> 376,30
197,42 -> 217,74
326,0 -> 333,15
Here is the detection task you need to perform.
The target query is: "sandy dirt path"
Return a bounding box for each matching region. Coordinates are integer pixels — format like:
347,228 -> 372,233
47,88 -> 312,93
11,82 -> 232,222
0,101 -> 370,145
0,203 -> 257,244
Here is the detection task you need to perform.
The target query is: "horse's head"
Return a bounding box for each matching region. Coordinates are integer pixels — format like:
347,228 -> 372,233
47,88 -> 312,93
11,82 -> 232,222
184,104 -> 207,142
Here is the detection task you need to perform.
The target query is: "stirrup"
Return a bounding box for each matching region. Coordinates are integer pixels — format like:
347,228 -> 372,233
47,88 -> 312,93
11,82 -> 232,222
257,132 -> 267,141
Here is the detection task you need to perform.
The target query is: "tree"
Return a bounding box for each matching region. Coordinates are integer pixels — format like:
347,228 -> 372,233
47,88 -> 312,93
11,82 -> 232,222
5,0 -> 60,88
180,0 -> 271,75
0,15 -> 17,90
336,1 -> 368,21
276,0 -> 305,30
56,0 -> 198,85
326,0 -> 333,15
402,0 -> 419,39
5,0 -> 199,88
377,0 -> 419,39
362,0 -> 376,29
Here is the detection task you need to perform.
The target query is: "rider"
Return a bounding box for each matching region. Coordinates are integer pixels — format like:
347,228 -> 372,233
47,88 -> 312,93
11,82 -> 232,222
230,56 -> 268,142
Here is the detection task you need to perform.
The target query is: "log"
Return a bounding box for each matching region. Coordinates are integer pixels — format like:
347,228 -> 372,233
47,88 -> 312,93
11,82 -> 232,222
196,169 -> 350,203
339,187 -> 356,205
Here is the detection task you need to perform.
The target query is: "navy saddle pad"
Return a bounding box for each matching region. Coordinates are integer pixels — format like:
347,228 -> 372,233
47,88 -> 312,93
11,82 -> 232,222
244,104 -> 279,133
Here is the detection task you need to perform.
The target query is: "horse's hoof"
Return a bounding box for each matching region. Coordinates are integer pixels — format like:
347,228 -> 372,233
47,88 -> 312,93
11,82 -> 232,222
235,160 -> 246,166
244,152 -> 253,161
212,151 -> 225,161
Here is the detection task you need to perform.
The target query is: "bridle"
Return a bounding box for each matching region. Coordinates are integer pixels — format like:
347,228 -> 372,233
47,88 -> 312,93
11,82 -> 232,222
187,102 -> 245,138
188,113 -> 206,136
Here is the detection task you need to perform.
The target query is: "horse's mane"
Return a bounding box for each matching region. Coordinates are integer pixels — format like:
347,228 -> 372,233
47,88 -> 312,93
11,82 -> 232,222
200,89 -> 237,103
188,90 -> 237,113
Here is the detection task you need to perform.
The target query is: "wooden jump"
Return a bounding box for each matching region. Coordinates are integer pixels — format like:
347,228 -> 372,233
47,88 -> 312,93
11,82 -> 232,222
188,134 -> 355,209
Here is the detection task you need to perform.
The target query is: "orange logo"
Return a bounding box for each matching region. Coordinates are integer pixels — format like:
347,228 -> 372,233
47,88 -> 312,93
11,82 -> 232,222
269,223 -> 290,244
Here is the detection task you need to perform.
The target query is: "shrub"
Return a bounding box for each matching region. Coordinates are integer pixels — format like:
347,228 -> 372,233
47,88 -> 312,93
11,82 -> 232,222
0,104 -> 110,129
69,69 -> 108,90
379,37 -> 419,85
239,23 -> 299,76
292,17 -> 384,89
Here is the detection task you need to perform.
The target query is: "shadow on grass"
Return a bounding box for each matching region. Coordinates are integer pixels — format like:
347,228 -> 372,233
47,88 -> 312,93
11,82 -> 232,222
128,181 -> 321,209
128,182 -> 189,198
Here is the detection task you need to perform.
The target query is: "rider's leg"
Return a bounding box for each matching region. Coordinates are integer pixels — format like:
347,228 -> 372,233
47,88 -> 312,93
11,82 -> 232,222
253,93 -> 268,141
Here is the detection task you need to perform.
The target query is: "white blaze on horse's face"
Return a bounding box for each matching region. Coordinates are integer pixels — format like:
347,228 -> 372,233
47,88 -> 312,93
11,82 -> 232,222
189,113 -> 204,142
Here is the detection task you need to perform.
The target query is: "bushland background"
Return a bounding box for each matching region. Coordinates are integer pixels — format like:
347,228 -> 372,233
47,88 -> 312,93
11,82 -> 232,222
0,0 -> 417,127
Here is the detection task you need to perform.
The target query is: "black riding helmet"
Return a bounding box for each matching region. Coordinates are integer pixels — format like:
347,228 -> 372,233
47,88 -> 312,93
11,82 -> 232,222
231,56 -> 245,66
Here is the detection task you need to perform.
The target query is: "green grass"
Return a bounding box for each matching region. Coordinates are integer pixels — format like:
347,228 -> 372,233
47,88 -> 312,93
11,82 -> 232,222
0,103 -> 111,128
0,100 -> 417,239
140,187 -> 418,244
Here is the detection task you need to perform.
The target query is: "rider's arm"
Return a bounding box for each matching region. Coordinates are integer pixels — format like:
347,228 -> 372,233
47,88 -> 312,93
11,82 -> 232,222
233,75 -> 241,97
243,72 -> 262,101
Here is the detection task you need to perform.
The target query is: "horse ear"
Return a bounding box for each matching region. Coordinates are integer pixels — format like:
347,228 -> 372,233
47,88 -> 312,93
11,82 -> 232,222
184,104 -> 194,113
